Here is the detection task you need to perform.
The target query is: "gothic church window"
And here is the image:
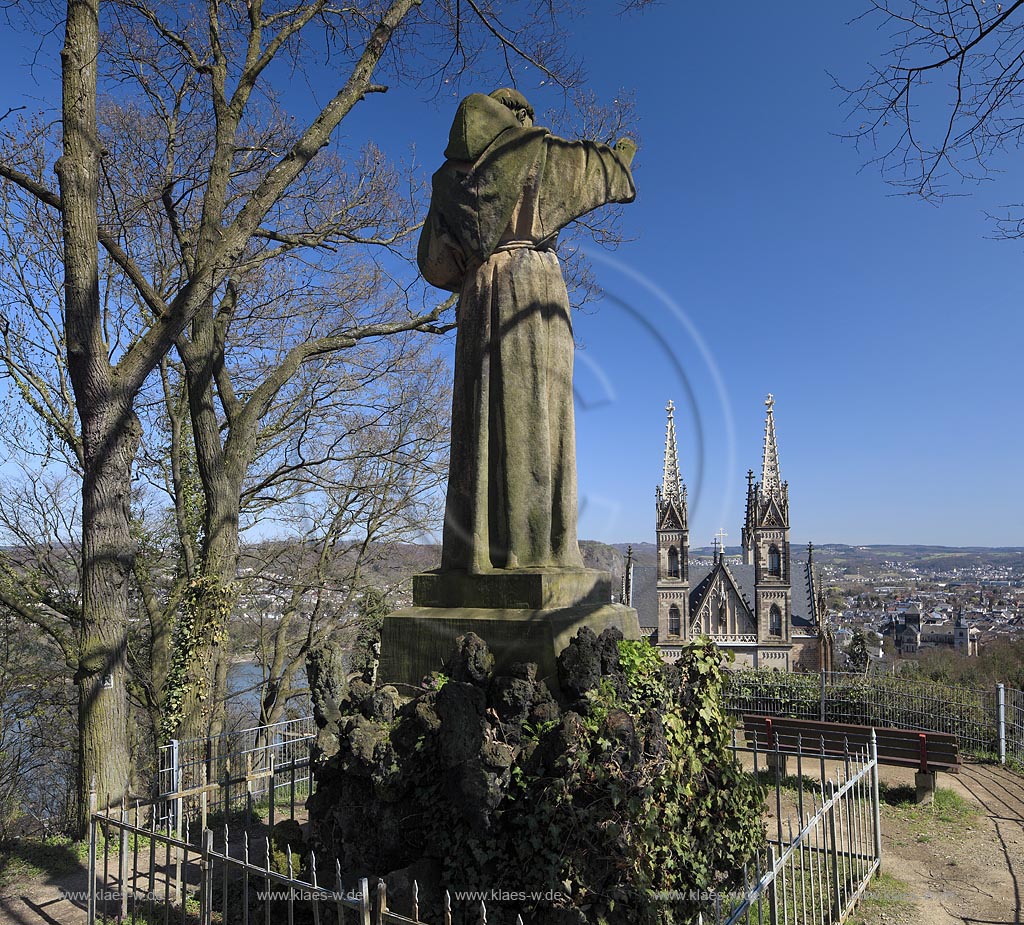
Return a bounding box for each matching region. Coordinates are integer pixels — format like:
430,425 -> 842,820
769,605 -> 782,636
668,546 -> 679,578
669,604 -> 681,636
767,545 -> 781,576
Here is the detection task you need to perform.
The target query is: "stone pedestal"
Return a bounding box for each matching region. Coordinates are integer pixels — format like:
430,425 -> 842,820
915,770 -> 936,804
766,752 -> 789,777
377,568 -> 641,692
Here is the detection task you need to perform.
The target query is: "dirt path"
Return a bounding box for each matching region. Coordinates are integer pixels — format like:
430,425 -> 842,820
0,871 -> 87,925
852,762 -> 1024,925
2,765 -> 1023,924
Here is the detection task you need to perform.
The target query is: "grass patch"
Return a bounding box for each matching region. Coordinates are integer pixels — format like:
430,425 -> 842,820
751,768 -> 823,794
848,872 -> 916,924
928,788 -> 978,824
1003,755 -> 1024,775
880,784 -> 979,831
0,837 -> 86,890
0,827 -> 164,892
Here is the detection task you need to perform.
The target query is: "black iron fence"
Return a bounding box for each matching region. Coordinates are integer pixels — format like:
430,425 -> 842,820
722,670 -> 1022,762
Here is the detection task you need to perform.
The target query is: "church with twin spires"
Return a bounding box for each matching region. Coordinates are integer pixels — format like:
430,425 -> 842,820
631,395 -> 831,671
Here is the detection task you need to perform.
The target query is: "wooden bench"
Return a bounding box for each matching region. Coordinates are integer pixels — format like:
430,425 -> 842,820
741,714 -> 961,802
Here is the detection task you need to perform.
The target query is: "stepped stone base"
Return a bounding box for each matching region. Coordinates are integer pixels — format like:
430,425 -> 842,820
377,569 -> 640,692
412,567 -> 612,609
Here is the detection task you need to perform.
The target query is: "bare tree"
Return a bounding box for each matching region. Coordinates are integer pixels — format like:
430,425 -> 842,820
839,1 -> 1024,204
0,477 -> 81,834
242,343 -> 448,736
0,0 -> 649,833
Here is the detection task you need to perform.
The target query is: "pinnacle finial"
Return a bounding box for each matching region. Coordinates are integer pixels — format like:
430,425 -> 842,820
661,400 -> 683,504
761,393 -> 782,494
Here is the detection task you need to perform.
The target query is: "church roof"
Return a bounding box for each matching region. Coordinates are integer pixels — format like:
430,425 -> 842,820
633,558 -> 818,630
630,564 -> 659,629
689,560 -> 756,618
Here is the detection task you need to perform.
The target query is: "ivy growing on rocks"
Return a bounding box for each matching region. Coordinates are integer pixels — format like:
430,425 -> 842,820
307,629 -> 765,925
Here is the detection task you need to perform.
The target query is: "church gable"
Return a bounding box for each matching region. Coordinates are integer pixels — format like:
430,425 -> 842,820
658,499 -> 685,531
757,496 -> 786,529
688,564 -> 756,637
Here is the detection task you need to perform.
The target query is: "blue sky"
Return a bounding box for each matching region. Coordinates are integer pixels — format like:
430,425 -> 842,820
2,3 -> 1021,548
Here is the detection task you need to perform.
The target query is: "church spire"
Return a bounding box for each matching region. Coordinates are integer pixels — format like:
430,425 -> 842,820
761,393 -> 782,494
662,400 -> 684,504
655,400 -> 689,646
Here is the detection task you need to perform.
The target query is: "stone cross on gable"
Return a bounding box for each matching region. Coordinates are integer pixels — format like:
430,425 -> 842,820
715,528 -> 728,550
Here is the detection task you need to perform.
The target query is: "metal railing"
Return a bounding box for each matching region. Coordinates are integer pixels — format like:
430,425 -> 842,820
87,793 -> 525,925
723,670 -> 1024,761
93,721 -> 885,925
702,730 -> 881,925
157,716 -> 316,825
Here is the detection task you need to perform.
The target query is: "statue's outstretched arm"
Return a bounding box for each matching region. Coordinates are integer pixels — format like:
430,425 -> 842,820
539,134 -> 638,235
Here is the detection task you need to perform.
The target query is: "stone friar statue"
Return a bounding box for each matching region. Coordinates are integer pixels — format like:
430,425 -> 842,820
418,88 -> 638,574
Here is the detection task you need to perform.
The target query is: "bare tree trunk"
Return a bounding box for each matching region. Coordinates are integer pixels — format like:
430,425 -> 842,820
75,394 -> 140,824
59,0 -> 134,835
164,345 -> 245,743
207,656 -> 230,742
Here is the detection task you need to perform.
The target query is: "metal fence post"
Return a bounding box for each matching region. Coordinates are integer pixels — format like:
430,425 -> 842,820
87,779 -> 97,925
118,806 -> 129,920
246,753 -> 254,828
200,828 -> 213,925
998,683 -> 1006,765
169,738 -> 180,830
871,729 -> 882,874
174,779 -> 183,904
828,788 -> 842,920
269,754 -> 276,832
359,877 -> 371,925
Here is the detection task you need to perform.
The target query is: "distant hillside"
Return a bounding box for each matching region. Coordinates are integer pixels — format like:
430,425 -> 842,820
609,542 -> 1024,574
579,540 -> 625,586
803,544 -> 1023,573
236,540 -> 1023,594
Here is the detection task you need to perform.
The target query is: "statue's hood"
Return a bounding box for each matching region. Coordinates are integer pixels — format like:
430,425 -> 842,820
444,94 -> 520,161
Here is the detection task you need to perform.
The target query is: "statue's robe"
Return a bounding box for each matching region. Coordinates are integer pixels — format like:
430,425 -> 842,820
418,94 -> 636,574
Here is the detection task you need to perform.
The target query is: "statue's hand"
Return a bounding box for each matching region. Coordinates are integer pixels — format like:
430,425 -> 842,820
614,136 -> 638,165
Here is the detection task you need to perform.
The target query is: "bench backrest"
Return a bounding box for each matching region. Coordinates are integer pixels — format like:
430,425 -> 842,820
741,714 -> 961,772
